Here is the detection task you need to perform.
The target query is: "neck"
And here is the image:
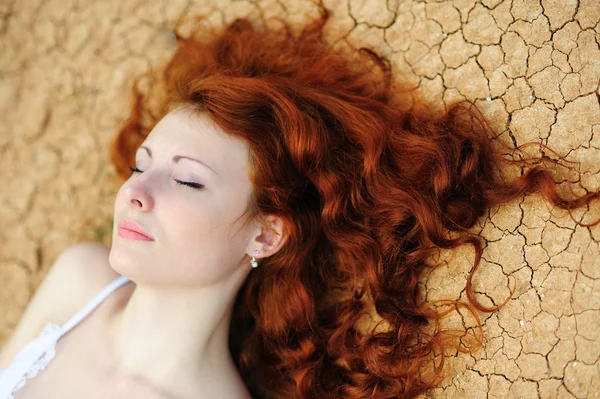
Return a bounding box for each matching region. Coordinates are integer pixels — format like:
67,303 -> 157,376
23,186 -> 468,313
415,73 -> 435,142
107,269 -> 250,397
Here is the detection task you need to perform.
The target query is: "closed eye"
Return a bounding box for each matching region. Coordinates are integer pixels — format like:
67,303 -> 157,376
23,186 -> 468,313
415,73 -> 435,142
128,166 -> 205,190
129,166 -> 143,174
174,180 -> 205,190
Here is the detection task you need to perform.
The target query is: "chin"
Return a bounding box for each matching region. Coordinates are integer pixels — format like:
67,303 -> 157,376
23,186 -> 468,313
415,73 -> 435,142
108,244 -> 148,277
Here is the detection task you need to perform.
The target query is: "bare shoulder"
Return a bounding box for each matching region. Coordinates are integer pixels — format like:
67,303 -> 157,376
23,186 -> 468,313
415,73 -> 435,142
0,242 -> 121,368
43,242 -> 122,302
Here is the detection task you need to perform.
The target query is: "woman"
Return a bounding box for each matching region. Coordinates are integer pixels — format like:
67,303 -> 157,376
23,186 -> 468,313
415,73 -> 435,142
0,4 -> 598,399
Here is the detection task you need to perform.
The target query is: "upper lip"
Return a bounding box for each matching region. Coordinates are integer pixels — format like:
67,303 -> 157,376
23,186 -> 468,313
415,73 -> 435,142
118,219 -> 154,240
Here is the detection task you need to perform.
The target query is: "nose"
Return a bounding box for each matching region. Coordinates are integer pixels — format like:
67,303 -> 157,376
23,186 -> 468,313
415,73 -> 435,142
122,177 -> 155,212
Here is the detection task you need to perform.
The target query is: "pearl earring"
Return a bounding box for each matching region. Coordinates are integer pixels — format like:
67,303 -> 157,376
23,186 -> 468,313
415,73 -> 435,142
251,250 -> 259,268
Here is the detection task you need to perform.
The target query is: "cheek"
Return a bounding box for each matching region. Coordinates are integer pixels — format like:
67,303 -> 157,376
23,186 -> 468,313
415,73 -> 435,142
164,206 -> 235,274
165,201 -> 221,244
166,201 -> 243,265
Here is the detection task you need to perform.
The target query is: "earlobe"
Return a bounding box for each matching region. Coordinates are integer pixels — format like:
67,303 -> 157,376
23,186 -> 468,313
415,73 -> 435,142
250,250 -> 260,268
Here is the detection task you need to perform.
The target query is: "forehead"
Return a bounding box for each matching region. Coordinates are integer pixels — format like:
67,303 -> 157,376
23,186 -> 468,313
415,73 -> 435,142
142,108 -> 250,172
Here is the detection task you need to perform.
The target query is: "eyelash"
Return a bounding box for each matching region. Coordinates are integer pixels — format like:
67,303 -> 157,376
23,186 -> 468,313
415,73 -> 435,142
128,166 -> 205,190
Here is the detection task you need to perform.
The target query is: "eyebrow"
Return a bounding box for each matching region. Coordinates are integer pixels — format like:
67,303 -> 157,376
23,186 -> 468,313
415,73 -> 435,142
138,146 -> 219,176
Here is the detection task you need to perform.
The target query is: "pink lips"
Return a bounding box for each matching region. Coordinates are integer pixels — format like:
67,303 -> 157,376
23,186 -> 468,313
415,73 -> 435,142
117,219 -> 154,241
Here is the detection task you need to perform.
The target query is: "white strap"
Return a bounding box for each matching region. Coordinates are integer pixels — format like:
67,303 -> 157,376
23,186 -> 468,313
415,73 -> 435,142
58,275 -> 131,338
0,276 -> 132,399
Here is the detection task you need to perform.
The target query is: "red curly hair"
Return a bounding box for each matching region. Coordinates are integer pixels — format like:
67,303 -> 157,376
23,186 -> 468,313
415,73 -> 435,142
110,5 -> 600,399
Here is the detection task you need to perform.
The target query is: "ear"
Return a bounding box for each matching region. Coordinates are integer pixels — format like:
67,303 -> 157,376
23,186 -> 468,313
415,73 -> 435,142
246,215 -> 288,259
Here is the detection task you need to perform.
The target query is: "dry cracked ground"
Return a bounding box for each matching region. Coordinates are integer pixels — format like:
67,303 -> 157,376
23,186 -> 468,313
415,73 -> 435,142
0,0 -> 599,398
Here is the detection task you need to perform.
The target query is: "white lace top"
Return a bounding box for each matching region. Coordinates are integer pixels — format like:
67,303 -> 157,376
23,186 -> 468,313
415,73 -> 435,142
0,275 -> 131,399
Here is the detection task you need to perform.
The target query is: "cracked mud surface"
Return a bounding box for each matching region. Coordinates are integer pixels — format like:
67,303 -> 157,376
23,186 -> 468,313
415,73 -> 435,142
0,0 -> 599,397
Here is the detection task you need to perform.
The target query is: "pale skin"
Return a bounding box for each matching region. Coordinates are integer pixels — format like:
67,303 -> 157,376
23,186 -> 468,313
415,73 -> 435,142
108,106 -> 287,397
3,106 -> 287,398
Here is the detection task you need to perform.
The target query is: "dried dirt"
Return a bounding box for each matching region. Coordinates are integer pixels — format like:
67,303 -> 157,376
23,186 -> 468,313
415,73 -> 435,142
0,0 -> 599,398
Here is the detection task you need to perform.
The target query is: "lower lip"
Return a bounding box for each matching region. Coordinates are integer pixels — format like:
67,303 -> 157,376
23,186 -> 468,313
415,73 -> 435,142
118,228 -> 154,241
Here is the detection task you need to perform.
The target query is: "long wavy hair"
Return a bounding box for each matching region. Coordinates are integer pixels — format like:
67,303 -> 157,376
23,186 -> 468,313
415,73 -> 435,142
110,4 -> 600,398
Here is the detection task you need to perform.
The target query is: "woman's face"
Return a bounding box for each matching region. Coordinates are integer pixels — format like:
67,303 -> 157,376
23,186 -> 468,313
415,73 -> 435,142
109,107 -> 256,286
